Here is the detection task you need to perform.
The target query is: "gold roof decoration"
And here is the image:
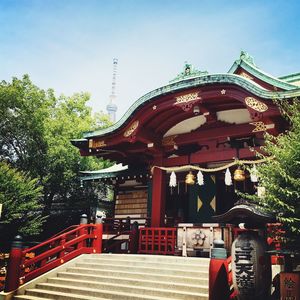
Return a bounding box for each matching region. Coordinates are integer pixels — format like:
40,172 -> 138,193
245,97 -> 268,112
124,120 -> 139,137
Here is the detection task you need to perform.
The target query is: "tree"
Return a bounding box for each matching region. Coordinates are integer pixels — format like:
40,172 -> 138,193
41,92 -> 112,219
0,161 -> 44,236
0,75 -> 52,178
251,99 -> 300,248
0,75 -> 112,237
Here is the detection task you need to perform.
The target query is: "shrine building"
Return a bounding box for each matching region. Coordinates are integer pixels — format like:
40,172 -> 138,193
72,51 -> 300,254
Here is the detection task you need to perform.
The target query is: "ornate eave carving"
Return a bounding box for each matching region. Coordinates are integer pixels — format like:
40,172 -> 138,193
245,97 -> 268,112
169,63 -> 208,83
124,120 -> 139,138
174,92 -> 202,112
88,139 -> 107,149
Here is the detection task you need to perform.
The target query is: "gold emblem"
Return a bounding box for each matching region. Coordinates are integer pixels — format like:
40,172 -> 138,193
240,72 -> 254,80
245,97 -> 268,112
124,120 -> 139,137
175,92 -> 200,105
250,121 -> 267,132
162,135 -> 177,146
89,139 -> 106,148
174,92 -> 201,111
93,140 -> 106,148
250,121 -> 274,132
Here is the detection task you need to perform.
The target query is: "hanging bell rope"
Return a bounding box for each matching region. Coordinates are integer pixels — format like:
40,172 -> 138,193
250,165 -> 259,182
197,170 -> 204,186
169,171 -> 177,187
151,157 -> 269,174
225,168 -> 233,186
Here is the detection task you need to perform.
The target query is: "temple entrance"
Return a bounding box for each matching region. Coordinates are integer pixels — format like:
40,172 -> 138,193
166,181 -> 189,224
164,171 -> 248,225
165,173 -> 217,224
188,174 -> 216,223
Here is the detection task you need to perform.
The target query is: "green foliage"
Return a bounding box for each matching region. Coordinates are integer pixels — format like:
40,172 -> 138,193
0,75 -> 52,177
41,92 -> 112,215
0,161 -> 44,235
250,99 -> 300,247
0,75 -> 112,236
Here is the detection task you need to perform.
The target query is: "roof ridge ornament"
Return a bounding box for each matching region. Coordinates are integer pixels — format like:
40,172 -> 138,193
240,50 -> 256,66
169,62 -> 208,83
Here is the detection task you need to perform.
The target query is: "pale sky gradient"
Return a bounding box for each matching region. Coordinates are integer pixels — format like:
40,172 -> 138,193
1,0 -> 300,120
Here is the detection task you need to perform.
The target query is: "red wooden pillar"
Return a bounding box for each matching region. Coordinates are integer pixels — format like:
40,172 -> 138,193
93,223 -> 103,253
5,235 -> 23,292
151,162 -> 166,227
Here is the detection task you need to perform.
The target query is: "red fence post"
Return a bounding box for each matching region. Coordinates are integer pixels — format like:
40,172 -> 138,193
209,239 -> 231,300
93,222 -> 103,253
4,235 -> 23,292
59,234 -> 66,258
78,214 -> 88,249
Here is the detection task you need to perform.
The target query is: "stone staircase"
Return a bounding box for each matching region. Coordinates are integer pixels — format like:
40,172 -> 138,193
14,254 -> 209,300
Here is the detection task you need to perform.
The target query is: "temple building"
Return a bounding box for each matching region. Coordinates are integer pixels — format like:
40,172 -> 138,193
72,51 -> 300,254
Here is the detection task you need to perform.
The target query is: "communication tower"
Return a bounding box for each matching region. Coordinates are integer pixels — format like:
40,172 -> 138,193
106,58 -> 118,122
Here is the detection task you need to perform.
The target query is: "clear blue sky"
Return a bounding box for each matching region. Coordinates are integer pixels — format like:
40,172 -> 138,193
1,0 -> 300,119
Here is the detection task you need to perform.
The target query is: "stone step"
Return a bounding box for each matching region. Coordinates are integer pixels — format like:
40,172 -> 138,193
81,257 -> 209,271
66,266 -> 208,285
16,289 -> 109,300
15,296 -> 56,300
14,254 -> 209,300
47,276 -> 208,299
91,253 -> 210,265
34,282 -> 208,300
24,287 -> 197,300
75,261 -> 209,277
57,271 -> 208,293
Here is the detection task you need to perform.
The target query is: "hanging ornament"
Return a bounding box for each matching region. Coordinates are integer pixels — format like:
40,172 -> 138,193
225,168 -> 233,186
185,171 -> 195,185
233,167 -> 246,181
169,171 -> 177,187
250,165 -> 258,182
197,170 -> 204,186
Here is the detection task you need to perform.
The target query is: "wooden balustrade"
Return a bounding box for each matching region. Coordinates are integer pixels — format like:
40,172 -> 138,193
138,227 -> 177,255
5,223 -> 103,293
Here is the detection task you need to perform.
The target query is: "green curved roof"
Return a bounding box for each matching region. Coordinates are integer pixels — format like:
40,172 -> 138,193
228,58 -> 297,90
279,72 -> 300,84
83,72 -> 300,139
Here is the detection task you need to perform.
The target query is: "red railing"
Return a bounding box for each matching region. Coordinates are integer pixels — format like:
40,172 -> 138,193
138,227 -> 177,255
5,223 -> 103,292
102,217 -> 149,233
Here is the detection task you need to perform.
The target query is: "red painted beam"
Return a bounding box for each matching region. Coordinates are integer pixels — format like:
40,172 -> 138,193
174,123 -> 262,146
137,126 -> 162,145
163,147 -> 260,167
